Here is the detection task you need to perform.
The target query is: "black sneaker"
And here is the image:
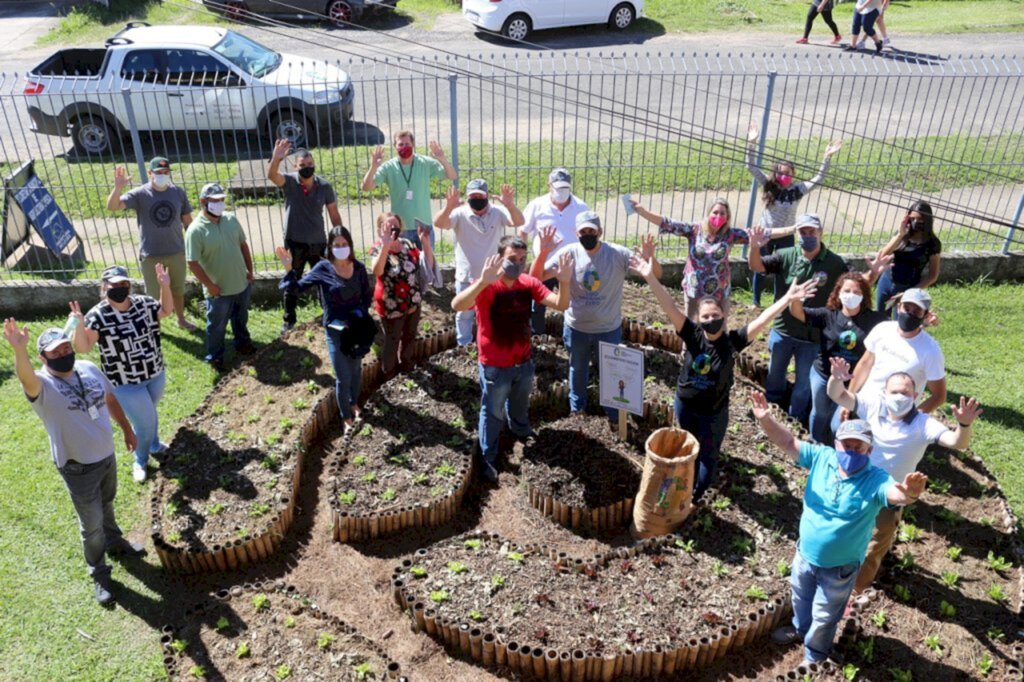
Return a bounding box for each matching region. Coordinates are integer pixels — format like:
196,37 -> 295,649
236,342 -> 258,356
480,462 -> 499,484
94,577 -> 115,606
209,358 -> 227,373
875,40 -> 883,54
107,538 -> 146,557
842,44 -> 857,52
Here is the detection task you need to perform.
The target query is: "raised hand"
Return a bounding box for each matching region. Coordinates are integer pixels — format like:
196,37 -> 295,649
538,225 -> 560,254
555,251 -> 575,283
113,165 -> 130,190
68,301 -> 85,327
416,220 -> 432,245
274,245 -> 293,269
3,318 -> 30,349
428,140 -> 446,160
747,122 -> 760,145
923,310 -> 940,328
629,253 -> 655,280
379,223 -> 396,251
829,357 -> 853,382
272,138 -> 291,161
898,214 -> 912,238
499,184 -> 515,206
370,145 -> 385,166
750,390 -> 771,420
865,252 -> 893,278
897,471 -> 928,499
154,263 -> 171,287
787,277 -> 818,302
480,254 -> 503,284
444,184 -> 461,211
951,395 -> 983,426
638,233 -> 657,261
824,139 -> 844,158
750,225 -> 771,248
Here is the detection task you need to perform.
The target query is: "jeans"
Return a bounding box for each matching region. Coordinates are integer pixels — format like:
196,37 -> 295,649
563,323 -> 623,418
874,269 -> 910,319
478,360 -> 534,464
58,454 -> 123,579
808,368 -> 836,444
852,8 -> 879,38
790,550 -> 861,663
381,309 -> 421,376
531,277 -> 558,335
282,240 -> 325,326
751,235 -> 794,306
455,279 -> 476,346
674,397 -> 730,502
112,370 -> 166,467
205,284 -> 253,363
767,329 -> 818,424
324,327 -> 364,421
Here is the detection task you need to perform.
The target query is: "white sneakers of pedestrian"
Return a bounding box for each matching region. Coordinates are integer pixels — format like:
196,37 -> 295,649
132,463 -> 147,483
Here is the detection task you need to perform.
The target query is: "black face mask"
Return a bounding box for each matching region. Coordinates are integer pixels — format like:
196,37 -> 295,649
298,166 -> 315,179
897,311 -> 924,333
468,197 -> 489,212
578,234 -> 599,250
389,226 -> 402,240
45,353 -> 76,373
700,318 -> 724,335
106,286 -> 130,303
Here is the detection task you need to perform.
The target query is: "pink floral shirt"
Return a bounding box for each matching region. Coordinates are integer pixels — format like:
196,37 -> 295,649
659,218 -> 750,301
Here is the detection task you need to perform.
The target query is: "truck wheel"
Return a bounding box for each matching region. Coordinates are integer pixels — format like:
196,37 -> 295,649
69,115 -> 115,156
326,0 -> 354,27
270,110 -> 314,148
608,3 -> 634,30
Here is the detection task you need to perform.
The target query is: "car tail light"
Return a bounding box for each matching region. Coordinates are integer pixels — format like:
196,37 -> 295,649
24,81 -> 44,95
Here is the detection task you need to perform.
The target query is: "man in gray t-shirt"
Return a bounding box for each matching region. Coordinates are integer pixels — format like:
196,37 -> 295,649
4,324 -> 143,605
434,179 -> 524,345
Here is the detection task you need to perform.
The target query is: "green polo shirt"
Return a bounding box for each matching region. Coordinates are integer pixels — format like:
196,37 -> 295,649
762,244 -> 849,342
373,154 -> 446,231
185,212 -> 249,298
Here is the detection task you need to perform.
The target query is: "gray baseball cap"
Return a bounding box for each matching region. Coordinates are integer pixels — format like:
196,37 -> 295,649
900,288 -> 932,312
37,327 -> 70,354
101,265 -> 130,283
548,168 -> 572,188
466,179 -> 489,197
199,183 -> 227,200
794,214 -> 822,230
835,419 -> 873,445
575,210 -> 601,232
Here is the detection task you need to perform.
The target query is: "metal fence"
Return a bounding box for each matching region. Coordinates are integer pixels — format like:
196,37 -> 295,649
2,48 -> 1023,283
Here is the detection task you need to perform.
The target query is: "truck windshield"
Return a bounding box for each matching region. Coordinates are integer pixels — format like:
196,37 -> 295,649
212,31 -> 281,78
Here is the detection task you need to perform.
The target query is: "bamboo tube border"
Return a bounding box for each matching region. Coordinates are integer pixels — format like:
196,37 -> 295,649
158,581 -> 406,681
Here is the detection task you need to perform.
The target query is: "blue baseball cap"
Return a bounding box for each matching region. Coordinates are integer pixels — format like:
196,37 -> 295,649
466,179 -> 489,197
548,168 -> 572,188
37,327 -> 70,354
835,419 -> 873,445
101,265 -> 130,283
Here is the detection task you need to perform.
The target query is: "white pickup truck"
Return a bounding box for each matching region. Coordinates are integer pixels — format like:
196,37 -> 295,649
25,23 -> 355,156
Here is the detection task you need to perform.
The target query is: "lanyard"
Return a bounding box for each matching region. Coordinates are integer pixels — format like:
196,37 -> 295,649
398,156 -> 416,188
58,371 -> 89,404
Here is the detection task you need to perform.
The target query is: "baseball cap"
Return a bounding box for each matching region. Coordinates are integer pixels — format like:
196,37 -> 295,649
149,157 -> 171,172
466,179 -> 489,197
37,327 -> 71,354
575,210 -> 601,232
900,288 -> 932,312
101,265 -> 130,283
835,419 -> 873,446
794,214 -> 822,230
200,183 -> 227,200
548,168 -> 572,188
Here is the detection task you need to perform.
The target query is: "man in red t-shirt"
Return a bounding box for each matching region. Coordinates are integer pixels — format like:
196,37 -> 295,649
452,235 -> 572,482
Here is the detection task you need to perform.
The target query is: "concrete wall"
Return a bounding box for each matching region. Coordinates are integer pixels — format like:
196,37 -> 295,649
3,251 -> 1023,319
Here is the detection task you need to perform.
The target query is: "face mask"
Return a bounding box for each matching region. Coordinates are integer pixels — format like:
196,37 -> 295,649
799,235 -> 819,251
897,311 -> 923,333
708,215 -> 727,229
298,166 -> 315,179
839,292 -> 863,310
45,352 -> 76,374
501,258 -> 523,279
578,234 -> 599,251
106,286 -> 130,303
206,201 -> 225,216
389,225 -> 402,240
551,187 -> 571,203
776,174 -> 793,188
151,174 -> 171,189
468,197 -> 489,212
700,318 -> 724,335
835,448 -> 871,474
332,246 -> 351,261
397,146 -> 413,160
883,392 -> 915,418
907,219 -> 922,232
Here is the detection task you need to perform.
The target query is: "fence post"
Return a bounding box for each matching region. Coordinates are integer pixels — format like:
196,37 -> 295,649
745,71 -> 777,232
120,88 -> 147,183
1002,186 -> 1024,254
448,73 -> 459,187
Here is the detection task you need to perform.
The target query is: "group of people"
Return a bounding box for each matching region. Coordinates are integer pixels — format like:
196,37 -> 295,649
799,0 -> 894,53
7,125 -> 982,669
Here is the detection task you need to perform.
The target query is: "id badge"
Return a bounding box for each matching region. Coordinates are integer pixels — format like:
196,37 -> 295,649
88,405 -> 100,421
405,190 -> 414,201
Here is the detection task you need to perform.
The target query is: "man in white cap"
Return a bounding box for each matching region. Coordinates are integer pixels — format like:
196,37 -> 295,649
2,322 -> 143,606
519,168 -> 589,335
185,183 -> 256,372
435,179 -> 524,346
751,390 -> 927,665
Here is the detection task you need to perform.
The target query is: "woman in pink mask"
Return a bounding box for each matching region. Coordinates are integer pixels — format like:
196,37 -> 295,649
747,122 -> 843,307
632,197 -> 749,320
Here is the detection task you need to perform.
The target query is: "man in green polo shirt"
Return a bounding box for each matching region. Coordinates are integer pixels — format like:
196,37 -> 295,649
185,183 -> 256,372
360,128 -> 457,249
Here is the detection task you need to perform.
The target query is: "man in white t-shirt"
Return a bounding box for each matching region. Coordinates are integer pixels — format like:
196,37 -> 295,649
849,288 -> 946,413
519,168 -> 589,335
435,179 -> 524,346
828,358 -> 981,594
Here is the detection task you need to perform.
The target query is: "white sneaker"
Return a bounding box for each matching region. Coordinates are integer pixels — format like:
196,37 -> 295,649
882,37 -> 891,47
132,463 -> 147,483
856,39 -> 866,49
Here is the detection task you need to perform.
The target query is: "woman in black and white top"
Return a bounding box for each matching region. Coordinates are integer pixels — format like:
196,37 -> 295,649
70,264 -> 174,483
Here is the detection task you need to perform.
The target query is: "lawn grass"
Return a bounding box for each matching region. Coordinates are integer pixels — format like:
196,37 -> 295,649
0,280 -> 1021,680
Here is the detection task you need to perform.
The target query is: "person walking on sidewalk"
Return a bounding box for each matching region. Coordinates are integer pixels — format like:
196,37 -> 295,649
268,139 -> 345,335
844,0 -> 885,54
185,184 -> 257,372
795,0 -> 842,45
70,264 -> 176,483
106,158 -> 197,331
3,323 -> 145,606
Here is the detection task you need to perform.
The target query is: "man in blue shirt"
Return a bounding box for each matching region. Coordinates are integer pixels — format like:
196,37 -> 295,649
750,390 -> 927,664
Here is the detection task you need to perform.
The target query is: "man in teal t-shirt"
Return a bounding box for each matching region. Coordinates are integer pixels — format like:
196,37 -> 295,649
750,391 -> 926,664
361,129 -> 457,249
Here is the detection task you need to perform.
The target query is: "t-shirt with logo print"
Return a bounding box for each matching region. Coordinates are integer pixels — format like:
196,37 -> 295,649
120,183 -> 192,258
84,294 -> 165,386
28,360 -> 117,468
474,274 -> 552,368
803,306 -> 888,379
761,244 -> 850,342
546,241 -> 632,334
675,317 -> 751,415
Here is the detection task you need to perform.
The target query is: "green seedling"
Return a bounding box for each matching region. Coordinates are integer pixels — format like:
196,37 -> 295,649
744,585 -> 768,601
307,380 -> 318,394
270,350 -> 284,362
300,355 -> 315,368
507,552 -> 524,563
896,550 -> 915,571
430,590 -> 449,604
934,508 -> 963,525
305,329 -> 316,341
388,454 -> 410,467
317,633 -> 335,650
987,584 -> 1006,602
207,502 -> 224,516
766,463 -> 786,477
354,662 -> 374,680
897,523 -> 922,543
469,610 -> 484,622
165,500 -> 181,516
380,488 -> 397,502
279,370 -> 292,383
946,546 -> 963,561
464,539 -> 482,549
987,627 -> 1004,640
246,413 -> 260,424
732,537 -> 754,555
776,560 -> 791,577
252,593 -> 269,610
275,665 -> 292,680
215,616 -> 230,632
338,490 -> 357,505
413,473 -> 430,485
170,639 -> 187,654
279,417 -> 295,430
167,531 -> 182,543
843,663 -> 860,681
211,403 -> 227,416
435,461 -> 457,477
924,634 -> 943,657
711,496 -> 731,511
430,486 -> 445,497
260,455 -> 280,471
978,651 -> 994,677
361,472 -> 377,483
941,570 -> 960,589
409,566 -> 427,578
237,527 -> 249,539
284,616 -> 296,628
226,431 -> 247,444
358,425 -> 373,437
264,395 -> 276,404
939,600 -> 956,618
235,641 -> 250,658
266,477 -> 278,490
447,561 -> 468,574
765,491 -> 786,505
674,538 -> 695,553
352,455 -> 367,466
986,551 -> 1012,571
698,514 -> 713,533
291,398 -> 308,410
189,665 -> 206,679
403,379 -> 416,390
755,442 -> 767,452
889,670 -> 913,682
893,584 -> 911,603
265,434 -> 281,446
871,609 -> 887,629
711,560 -> 728,577
727,423 -> 741,434
246,367 -> 257,377
927,478 -> 951,494
980,516 -> 993,527
249,502 -> 270,517
234,386 -> 246,397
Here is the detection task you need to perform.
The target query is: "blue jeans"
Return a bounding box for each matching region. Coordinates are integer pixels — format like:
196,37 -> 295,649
478,360 -> 534,464
531,277 -> 557,335
112,370 -> 166,467
767,329 -> 818,425
324,327 -> 364,421
205,284 -> 253,362
808,368 -> 836,444
874,269 -> 910,319
563,323 -> 622,418
674,397 -> 730,502
791,550 -> 861,662
58,455 -> 123,579
751,234 -> 794,305
852,8 -> 879,38
455,279 -> 476,346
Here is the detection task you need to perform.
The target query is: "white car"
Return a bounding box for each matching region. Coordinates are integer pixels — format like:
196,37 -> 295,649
463,0 -> 643,41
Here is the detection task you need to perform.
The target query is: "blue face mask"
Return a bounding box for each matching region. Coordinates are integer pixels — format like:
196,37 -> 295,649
835,448 -> 871,473
799,235 -> 819,251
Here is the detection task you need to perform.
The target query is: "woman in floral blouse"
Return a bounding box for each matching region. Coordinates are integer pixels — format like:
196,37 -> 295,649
370,212 -> 437,376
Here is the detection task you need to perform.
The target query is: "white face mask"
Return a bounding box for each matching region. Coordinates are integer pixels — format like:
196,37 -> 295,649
206,200 -> 225,216
151,173 -> 171,189
551,187 -> 571,203
839,292 -> 863,310
332,246 -> 351,261
883,392 -> 915,418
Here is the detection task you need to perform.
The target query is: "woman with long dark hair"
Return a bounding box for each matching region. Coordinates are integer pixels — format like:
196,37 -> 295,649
874,200 -> 941,313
